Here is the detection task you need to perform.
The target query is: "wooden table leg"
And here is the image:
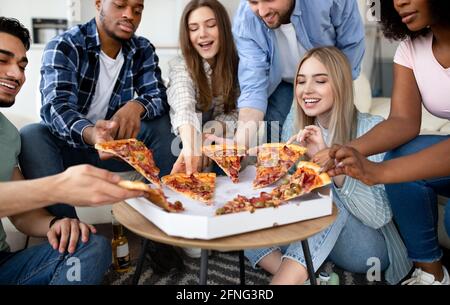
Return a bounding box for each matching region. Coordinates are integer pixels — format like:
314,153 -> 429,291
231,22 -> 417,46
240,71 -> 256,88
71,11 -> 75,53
199,249 -> 209,285
132,238 -> 149,285
302,239 -> 317,285
239,251 -> 245,285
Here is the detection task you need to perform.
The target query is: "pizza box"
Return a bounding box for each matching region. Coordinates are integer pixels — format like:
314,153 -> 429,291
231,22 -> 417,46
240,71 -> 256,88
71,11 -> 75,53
125,165 -> 332,240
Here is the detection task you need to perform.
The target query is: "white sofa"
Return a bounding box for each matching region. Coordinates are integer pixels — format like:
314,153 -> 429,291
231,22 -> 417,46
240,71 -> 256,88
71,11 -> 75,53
2,74 -> 449,251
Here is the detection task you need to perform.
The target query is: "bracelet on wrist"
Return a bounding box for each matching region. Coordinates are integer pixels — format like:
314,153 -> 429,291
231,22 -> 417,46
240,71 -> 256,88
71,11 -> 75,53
49,216 -> 63,229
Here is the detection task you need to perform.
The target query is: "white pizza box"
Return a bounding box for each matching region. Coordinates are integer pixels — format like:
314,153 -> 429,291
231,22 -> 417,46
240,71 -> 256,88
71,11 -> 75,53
125,165 -> 332,240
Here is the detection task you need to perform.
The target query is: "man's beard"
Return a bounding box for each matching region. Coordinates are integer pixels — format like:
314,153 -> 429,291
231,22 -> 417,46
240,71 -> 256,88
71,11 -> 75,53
99,8 -> 129,43
0,98 -> 15,108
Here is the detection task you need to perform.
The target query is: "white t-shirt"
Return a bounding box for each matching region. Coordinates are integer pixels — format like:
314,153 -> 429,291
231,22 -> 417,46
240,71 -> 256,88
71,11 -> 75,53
274,23 -> 307,83
86,49 -> 124,123
394,32 -> 450,120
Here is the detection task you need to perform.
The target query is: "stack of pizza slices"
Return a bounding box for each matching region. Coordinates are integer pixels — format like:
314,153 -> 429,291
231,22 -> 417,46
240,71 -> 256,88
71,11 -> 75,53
216,144 -> 330,215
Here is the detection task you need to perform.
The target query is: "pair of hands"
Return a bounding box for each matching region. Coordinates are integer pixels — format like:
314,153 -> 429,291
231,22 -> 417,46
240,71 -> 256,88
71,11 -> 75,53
288,125 -> 379,185
47,217 -> 96,254
83,101 -> 144,160
317,144 -> 379,186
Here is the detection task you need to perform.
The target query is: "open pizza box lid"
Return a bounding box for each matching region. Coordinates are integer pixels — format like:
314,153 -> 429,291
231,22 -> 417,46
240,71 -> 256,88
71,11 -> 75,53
125,165 -> 333,240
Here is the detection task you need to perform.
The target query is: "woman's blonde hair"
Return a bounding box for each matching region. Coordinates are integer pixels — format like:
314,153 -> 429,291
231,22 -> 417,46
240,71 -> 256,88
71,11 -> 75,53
292,46 -> 357,145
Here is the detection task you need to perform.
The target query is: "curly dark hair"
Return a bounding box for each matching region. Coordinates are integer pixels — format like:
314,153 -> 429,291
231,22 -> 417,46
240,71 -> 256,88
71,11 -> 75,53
0,17 -> 31,50
380,0 -> 450,40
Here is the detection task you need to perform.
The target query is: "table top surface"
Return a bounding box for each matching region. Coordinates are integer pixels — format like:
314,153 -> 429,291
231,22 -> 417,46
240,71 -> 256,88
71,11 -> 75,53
112,201 -> 338,251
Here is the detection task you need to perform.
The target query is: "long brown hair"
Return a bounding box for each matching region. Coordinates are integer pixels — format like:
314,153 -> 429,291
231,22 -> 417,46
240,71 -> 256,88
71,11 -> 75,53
292,47 -> 357,145
179,0 -> 238,113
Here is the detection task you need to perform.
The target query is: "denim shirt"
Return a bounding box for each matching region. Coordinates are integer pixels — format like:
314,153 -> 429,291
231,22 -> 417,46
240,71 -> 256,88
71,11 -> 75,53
40,19 -> 168,148
232,0 -> 365,113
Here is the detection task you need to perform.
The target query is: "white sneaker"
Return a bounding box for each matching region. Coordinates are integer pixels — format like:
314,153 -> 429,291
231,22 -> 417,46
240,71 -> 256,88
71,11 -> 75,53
402,266 -> 450,285
183,247 -> 211,258
183,247 -> 202,258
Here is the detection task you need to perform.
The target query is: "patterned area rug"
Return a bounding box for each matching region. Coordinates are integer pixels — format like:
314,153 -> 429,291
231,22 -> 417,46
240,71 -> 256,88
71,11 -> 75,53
103,251 -> 385,285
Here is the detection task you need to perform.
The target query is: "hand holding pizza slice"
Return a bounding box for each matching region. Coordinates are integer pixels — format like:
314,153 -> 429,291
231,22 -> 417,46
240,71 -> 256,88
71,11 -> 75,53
271,161 -> 331,201
118,180 -> 184,213
253,143 -> 307,189
95,139 -> 161,187
203,144 -> 246,183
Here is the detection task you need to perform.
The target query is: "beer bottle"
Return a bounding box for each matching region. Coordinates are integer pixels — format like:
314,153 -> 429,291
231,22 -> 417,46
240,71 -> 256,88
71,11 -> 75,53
111,211 -> 131,272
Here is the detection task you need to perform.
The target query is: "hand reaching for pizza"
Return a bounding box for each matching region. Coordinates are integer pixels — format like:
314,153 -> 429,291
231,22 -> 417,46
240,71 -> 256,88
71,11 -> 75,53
327,144 -> 380,186
53,165 -> 144,206
287,125 -> 326,159
312,147 -> 331,168
111,100 -> 144,140
171,149 -> 202,175
203,134 -> 236,146
47,217 -> 96,254
82,120 -> 118,159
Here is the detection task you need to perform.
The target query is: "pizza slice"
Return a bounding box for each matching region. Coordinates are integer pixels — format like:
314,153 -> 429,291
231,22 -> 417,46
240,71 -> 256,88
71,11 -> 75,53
271,161 -> 331,201
95,139 -> 161,187
215,192 -> 283,216
161,172 -> 216,204
253,143 -> 307,189
203,144 -> 246,183
117,180 -> 184,213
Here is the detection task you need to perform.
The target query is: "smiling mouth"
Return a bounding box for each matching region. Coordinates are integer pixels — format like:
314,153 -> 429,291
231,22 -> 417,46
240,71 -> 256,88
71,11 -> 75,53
0,82 -> 17,89
198,41 -> 214,49
304,98 -> 320,104
264,14 -> 276,24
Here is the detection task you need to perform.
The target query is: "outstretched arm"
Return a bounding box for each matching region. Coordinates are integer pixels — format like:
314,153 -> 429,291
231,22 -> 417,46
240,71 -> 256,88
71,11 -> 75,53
349,64 -> 422,156
327,138 -> 450,185
0,165 -> 143,218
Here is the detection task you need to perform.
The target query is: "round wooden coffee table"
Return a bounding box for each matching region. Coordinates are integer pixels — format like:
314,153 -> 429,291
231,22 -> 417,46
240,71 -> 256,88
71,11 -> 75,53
112,201 -> 338,285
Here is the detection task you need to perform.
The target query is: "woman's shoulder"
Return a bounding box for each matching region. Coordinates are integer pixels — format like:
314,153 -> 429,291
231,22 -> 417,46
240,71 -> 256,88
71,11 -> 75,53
395,32 -> 433,63
168,55 -> 188,71
356,112 -> 384,134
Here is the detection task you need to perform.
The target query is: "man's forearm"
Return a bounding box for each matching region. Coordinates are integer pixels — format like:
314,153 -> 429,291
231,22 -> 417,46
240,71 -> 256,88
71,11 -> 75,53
235,108 -> 265,149
376,138 -> 450,184
0,176 -> 60,218
9,209 -> 53,238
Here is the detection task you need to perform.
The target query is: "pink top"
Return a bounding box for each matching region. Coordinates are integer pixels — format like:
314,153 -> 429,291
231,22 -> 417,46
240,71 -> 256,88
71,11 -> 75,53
394,32 -> 450,120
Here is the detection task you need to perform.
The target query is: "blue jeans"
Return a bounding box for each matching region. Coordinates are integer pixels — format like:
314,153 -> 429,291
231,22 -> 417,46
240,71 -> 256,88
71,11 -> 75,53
0,234 -> 111,285
264,81 -> 293,143
245,203 -> 389,275
384,135 -> 450,263
19,114 -> 177,218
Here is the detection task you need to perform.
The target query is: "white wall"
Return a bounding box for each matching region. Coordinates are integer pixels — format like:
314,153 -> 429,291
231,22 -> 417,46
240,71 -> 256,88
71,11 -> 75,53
0,0 -> 67,37
0,0 -> 240,121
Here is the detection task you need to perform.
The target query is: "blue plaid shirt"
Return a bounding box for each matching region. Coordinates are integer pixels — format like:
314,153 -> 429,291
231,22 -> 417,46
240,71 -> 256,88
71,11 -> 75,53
40,19 -> 168,148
